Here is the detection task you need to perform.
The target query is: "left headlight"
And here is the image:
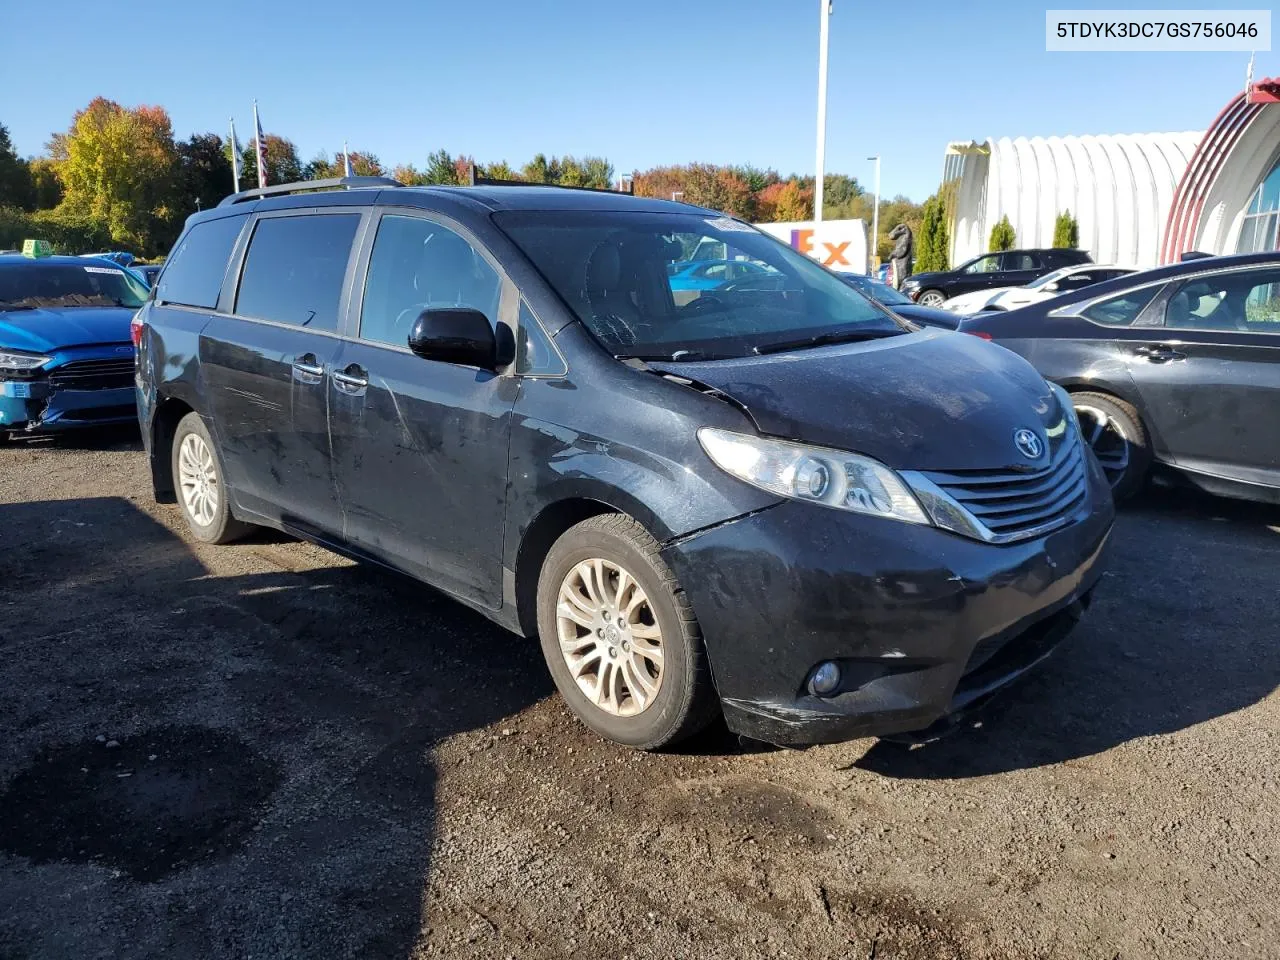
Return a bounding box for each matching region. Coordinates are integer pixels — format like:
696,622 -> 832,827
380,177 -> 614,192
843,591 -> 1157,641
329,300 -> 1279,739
1046,380 -> 1078,430
0,350 -> 52,371
698,427 -> 931,526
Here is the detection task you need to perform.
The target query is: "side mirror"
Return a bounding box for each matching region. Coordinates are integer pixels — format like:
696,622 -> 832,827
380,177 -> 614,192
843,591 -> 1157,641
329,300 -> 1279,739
407,308 -> 500,369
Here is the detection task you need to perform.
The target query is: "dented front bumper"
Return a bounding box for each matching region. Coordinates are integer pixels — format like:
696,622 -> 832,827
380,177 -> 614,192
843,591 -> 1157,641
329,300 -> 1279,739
662,460 -> 1115,747
0,364 -> 136,434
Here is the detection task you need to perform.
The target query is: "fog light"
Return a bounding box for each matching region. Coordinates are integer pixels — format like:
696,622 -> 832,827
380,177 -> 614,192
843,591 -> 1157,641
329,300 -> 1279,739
808,661 -> 842,697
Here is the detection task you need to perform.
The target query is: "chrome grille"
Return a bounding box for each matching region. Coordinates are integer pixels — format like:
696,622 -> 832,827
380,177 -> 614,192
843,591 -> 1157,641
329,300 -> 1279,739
908,424 -> 1089,544
47,358 -> 136,390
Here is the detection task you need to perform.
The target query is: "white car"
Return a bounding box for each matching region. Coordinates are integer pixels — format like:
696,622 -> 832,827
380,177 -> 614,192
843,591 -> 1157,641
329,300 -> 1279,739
942,264 -> 1136,314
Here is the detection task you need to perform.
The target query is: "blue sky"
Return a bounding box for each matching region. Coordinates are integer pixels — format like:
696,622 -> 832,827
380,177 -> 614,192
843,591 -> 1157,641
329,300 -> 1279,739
0,0 -> 1267,201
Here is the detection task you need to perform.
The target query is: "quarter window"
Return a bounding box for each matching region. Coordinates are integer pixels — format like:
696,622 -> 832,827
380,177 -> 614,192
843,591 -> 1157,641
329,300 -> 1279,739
235,214 -> 360,331
360,215 -> 502,347
1081,286 -> 1160,326
1003,253 -> 1037,270
156,215 -> 247,309
1165,268 -> 1280,333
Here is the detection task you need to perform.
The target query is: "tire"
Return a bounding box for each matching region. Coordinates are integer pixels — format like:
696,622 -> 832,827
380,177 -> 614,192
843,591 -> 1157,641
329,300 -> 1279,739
170,412 -> 253,544
917,289 -> 946,307
1070,391 -> 1151,502
536,514 -> 719,750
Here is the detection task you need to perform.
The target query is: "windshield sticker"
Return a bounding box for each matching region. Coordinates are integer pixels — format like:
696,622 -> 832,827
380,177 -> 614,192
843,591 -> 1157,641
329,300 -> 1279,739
83,266 -> 120,274
705,217 -> 756,233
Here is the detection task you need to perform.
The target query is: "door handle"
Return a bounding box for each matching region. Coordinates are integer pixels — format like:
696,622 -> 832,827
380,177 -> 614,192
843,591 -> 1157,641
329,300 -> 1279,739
1134,344 -> 1187,364
332,364 -> 368,397
291,354 -> 325,384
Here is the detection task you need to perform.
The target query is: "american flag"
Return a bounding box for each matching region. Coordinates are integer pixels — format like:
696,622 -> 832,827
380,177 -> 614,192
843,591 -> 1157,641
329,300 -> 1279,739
253,101 -> 268,188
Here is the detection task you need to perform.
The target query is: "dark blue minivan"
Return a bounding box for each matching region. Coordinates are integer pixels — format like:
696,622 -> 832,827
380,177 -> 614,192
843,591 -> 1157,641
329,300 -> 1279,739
134,177 -> 1114,750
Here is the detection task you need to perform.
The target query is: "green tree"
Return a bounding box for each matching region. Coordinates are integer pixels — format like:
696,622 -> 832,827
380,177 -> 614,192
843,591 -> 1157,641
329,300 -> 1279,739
177,133 -> 233,213
915,194 -> 950,273
28,157 -> 63,209
239,134 -> 303,187
478,160 -> 521,181
52,98 -> 180,255
0,123 -> 35,210
988,214 -> 1017,252
304,149 -> 385,179
1053,210 -> 1079,248
424,149 -> 462,185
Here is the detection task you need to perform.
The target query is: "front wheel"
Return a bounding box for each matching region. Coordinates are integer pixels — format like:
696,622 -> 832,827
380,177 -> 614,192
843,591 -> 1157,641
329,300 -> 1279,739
171,412 -> 253,544
536,514 -> 719,750
1071,391 -> 1151,501
917,289 -> 946,307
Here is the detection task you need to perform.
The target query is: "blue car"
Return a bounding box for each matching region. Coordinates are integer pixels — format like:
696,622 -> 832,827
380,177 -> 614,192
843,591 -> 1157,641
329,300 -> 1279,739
0,252 -> 147,439
667,258 -> 770,292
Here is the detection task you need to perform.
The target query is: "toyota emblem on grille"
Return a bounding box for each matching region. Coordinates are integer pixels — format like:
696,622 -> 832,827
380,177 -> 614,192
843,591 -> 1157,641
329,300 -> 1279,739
1014,428 -> 1044,459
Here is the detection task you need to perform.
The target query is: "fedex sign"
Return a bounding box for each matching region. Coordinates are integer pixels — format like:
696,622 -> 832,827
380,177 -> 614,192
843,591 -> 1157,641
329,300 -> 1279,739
753,218 -> 868,275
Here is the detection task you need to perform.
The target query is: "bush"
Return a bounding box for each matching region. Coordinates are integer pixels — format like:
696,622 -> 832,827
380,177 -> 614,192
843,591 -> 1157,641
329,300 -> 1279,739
0,206 -> 113,255
988,215 -> 1016,252
915,194 -> 949,273
1053,210 -> 1080,248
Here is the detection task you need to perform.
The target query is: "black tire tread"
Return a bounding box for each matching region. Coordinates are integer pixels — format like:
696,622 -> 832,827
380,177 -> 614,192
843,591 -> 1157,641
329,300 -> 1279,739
1070,390 -> 1151,501
171,412 -> 254,545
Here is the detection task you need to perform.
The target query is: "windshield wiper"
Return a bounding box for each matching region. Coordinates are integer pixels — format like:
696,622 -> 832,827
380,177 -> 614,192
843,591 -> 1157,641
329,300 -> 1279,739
753,329 -> 901,355
617,349 -> 724,363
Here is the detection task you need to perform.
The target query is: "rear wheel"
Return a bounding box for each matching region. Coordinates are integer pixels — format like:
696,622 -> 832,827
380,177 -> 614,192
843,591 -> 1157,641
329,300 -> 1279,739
536,514 -> 718,750
917,289 -> 946,307
1071,391 -> 1151,501
171,412 -> 253,544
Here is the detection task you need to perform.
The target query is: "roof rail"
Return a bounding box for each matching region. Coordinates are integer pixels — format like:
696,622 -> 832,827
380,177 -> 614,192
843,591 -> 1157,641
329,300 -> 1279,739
468,168 -> 634,196
217,175 -> 404,207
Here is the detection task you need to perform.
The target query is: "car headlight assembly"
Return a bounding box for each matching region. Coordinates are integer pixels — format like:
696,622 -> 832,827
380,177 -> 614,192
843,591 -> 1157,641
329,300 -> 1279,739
698,427 -> 931,526
1046,381 -> 1079,430
0,350 -> 52,371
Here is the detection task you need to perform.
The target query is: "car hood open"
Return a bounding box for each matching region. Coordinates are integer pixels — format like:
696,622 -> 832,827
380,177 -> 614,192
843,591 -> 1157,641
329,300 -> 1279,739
0,306 -> 135,354
652,329 -> 1064,472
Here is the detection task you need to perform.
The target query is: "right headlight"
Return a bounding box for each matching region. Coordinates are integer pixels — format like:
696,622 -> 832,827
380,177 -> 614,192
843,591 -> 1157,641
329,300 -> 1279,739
697,427 -> 931,526
0,350 -> 52,371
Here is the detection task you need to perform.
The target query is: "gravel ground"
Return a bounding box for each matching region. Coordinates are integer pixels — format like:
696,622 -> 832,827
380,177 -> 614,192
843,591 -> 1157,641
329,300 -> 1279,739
0,429 -> 1277,960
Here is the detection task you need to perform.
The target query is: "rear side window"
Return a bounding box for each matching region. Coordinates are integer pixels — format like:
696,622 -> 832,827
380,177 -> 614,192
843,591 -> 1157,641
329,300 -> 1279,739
1003,253 -> 1038,270
1081,286 -> 1160,326
156,215 -> 247,309
235,214 -> 360,331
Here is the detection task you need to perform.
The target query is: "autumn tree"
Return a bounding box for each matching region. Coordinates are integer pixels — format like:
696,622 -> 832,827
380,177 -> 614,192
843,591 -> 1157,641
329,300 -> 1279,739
0,123 -> 35,210
51,98 -> 180,255
238,134 -> 303,187
772,179 -> 813,221
304,150 -> 385,179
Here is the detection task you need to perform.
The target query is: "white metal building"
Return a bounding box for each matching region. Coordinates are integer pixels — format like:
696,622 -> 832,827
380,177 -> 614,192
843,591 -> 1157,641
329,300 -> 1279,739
943,132 -> 1202,268
942,77 -> 1280,269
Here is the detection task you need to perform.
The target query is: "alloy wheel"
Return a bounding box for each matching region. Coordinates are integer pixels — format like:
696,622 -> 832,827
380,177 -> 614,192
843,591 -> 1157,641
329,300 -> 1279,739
1074,403 -> 1131,489
177,432 -> 220,527
918,291 -> 945,307
555,558 -> 664,717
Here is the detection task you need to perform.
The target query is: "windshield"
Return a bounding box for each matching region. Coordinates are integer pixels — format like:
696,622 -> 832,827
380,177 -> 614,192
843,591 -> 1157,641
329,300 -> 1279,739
842,273 -> 912,305
1025,266 -> 1075,290
0,261 -> 149,311
495,210 -> 904,360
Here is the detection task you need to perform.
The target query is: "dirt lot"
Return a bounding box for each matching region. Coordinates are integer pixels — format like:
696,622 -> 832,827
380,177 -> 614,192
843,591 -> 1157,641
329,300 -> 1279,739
0,430 -> 1277,960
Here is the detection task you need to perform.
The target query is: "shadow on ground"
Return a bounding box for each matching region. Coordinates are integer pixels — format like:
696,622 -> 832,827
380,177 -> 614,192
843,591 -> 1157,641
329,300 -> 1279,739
0,495 -> 550,959
859,486 -> 1280,779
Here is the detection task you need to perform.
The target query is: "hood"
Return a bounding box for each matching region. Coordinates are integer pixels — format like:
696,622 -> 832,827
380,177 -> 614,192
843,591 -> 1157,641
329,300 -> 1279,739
0,306 -> 135,354
901,271 -> 944,285
947,287 -> 1013,311
890,303 -> 959,330
653,329 -> 1063,472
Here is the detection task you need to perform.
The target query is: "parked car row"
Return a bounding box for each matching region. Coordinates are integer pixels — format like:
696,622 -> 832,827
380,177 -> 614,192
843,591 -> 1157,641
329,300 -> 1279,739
902,248 -> 1094,307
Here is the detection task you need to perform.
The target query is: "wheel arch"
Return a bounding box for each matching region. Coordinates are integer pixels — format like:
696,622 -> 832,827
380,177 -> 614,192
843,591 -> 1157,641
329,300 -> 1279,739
149,395 -> 199,503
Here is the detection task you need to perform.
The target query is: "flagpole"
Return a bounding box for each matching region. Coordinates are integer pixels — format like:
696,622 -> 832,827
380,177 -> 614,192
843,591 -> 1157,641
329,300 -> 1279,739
229,117 -> 241,193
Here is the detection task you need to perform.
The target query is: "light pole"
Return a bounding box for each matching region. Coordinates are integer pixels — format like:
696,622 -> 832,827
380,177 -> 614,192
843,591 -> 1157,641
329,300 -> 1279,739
814,0 -> 832,223
672,191 -> 684,202
867,155 -> 880,268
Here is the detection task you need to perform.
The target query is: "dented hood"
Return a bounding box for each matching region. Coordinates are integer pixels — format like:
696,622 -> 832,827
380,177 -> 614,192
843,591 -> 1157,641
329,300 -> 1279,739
652,329 -> 1063,472
0,306 -> 135,354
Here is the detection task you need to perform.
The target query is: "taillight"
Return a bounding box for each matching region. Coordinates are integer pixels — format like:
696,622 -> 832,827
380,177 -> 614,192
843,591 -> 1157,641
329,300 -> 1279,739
130,312 -> 144,348
965,330 -> 993,340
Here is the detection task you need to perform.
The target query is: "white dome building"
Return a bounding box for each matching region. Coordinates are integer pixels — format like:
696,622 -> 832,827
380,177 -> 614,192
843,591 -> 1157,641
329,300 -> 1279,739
943,77 -> 1280,269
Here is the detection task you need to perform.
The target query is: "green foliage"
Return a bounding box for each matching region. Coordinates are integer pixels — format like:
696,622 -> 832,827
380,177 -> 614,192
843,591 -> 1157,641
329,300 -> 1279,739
915,194 -> 950,273
423,149 -> 463,185
0,123 -> 35,211
28,157 -> 62,210
0,205 -> 113,254
520,154 -> 613,189
177,133 -> 233,211
304,149 -> 385,180
239,134 -> 303,187
1053,210 -> 1079,248
988,215 -> 1017,252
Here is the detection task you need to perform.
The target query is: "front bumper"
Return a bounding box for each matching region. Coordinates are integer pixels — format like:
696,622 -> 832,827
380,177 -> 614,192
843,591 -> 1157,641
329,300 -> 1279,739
0,374 -> 136,434
663,458 -> 1114,747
